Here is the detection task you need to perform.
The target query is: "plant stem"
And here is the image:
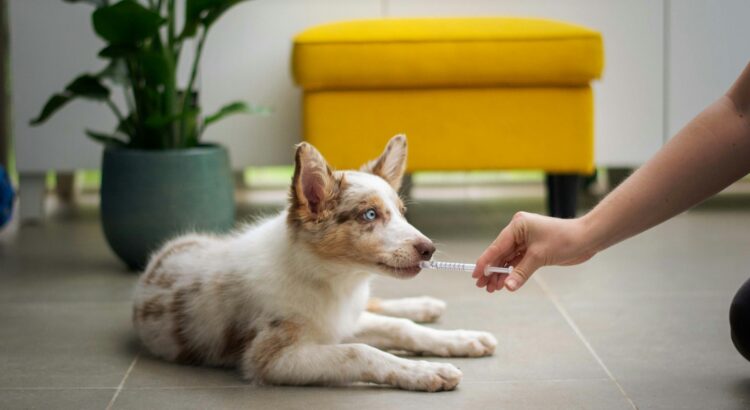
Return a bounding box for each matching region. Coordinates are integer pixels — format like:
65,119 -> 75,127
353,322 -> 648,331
124,58 -> 144,147
179,28 -> 207,147
106,98 -> 136,138
165,0 -> 179,148
167,0 -> 176,55
105,99 -> 125,124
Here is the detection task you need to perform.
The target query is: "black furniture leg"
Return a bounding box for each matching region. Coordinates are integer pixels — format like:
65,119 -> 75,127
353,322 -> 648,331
545,173 -> 580,218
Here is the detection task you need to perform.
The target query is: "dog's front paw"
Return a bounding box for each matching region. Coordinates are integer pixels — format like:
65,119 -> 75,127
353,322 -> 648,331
428,330 -> 497,357
391,360 -> 462,392
382,296 -> 446,323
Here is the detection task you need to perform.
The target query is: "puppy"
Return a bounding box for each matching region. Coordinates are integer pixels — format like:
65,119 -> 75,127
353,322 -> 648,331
133,135 -> 497,392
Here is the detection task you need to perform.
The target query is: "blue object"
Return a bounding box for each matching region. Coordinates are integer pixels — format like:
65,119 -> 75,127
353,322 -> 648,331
0,165 -> 13,228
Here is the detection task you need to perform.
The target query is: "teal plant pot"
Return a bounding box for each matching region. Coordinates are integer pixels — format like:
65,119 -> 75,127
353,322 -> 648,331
101,144 -> 235,270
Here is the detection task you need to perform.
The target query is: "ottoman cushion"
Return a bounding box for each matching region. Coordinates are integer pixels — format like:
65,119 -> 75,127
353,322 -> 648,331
292,17 -> 604,90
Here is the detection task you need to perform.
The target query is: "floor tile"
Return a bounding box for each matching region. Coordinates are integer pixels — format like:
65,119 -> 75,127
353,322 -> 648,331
113,380 -> 631,410
3,192 -> 750,409
0,388 -> 114,410
0,302 -> 137,388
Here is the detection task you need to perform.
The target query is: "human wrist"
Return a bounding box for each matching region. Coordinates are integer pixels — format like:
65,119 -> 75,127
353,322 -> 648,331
577,211 -> 608,255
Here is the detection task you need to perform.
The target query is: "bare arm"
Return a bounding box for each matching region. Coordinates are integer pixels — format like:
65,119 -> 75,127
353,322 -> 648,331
584,66 -> 750,251
473,62 -> 750,292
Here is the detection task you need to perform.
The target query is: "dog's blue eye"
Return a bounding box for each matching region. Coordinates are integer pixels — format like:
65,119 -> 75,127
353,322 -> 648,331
363,209 -> 377,221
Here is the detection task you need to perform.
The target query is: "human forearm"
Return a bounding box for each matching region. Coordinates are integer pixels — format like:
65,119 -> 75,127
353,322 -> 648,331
582,86 -> 750,252
472,63 -> 750,293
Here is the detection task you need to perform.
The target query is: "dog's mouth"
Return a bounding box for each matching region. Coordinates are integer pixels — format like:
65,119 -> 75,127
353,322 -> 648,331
376,262 -> 422,278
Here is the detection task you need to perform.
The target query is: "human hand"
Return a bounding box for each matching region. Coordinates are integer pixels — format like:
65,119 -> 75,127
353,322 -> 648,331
472,212 -> 597,293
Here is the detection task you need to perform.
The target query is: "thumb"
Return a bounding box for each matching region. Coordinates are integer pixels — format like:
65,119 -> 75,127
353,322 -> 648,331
504,252 -> 542,291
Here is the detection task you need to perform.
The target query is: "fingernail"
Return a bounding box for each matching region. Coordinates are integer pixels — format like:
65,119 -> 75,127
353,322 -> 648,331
506,278 -> 518,290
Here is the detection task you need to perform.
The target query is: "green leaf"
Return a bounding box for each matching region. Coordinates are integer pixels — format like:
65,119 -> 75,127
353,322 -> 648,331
92,0 -> 165,45
139,51 -> 170,85
63,0 -> 108,7
98,44 -> 136,58
65,74 -> 110,100
182,0 -> 250,38
204,100 -> 269,126
115,114 -> 136,140
30,74 -> 112,125
85,130 -> 127,146
29,94 -> 73,125
144,109 -> 198,129
204,101 -> 246,126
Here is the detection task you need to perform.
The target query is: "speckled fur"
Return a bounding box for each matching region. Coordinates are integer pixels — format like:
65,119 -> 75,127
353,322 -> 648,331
132,135 -> 497,391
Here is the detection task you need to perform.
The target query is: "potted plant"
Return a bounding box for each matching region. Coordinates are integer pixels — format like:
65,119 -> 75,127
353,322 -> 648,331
30,0 -> 262,269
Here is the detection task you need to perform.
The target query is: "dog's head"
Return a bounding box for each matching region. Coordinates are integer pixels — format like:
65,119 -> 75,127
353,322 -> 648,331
287,134 -> 434,278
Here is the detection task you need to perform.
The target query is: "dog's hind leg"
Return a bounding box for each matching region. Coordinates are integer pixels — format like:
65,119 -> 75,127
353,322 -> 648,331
348,312 -> 496,357
366,296 -> 446,323
242,327 -> 462,391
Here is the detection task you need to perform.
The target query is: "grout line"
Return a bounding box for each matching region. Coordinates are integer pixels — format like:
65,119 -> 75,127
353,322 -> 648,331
534,276 -> 639,410
105,351 -> 140,410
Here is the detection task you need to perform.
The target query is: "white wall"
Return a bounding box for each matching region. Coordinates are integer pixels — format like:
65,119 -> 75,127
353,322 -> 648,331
201,0 -> 381,168
10,0 -> 749,174
10,0 -> 110,172
667,0 -> 750,138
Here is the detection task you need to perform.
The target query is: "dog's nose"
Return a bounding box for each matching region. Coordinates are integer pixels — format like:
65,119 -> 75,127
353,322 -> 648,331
414,240 -> 436,261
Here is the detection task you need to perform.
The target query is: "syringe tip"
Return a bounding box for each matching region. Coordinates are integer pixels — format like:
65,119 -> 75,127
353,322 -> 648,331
419,261 -> 432,269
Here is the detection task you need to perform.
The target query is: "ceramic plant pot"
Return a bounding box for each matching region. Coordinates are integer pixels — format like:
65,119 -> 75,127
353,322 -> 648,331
100,144 -> 234,270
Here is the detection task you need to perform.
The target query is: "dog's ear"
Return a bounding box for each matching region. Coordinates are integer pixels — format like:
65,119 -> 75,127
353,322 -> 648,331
291,142 -> 336,216
360,134 -> 407,191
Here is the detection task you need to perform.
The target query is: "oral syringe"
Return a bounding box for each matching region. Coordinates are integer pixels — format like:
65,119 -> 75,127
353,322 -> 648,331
419,260 -> 513,277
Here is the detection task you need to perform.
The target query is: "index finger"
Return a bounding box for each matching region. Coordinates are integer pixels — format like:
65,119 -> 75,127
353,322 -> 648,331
472,224 -> 518,278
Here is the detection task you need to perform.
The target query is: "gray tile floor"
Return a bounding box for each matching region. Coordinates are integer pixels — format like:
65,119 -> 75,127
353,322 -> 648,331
1,192 -> 750,409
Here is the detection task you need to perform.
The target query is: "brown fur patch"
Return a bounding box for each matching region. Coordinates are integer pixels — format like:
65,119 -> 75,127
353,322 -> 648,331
362,371 -> 376,382
221,322 -> 257,361
384,371 -> 398,385
170,281 -> 204,364
251,319 -> 301,379
137,296 -> 167,322
153,273 -> 177,289
366,298 -> 383,313
397,198 -> 406,215
302,192 -> 392,263
333,195 -> 390,226
144,240 -> 200,285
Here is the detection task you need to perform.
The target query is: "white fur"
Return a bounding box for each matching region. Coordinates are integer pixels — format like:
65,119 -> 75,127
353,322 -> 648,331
133,146 -> 497,392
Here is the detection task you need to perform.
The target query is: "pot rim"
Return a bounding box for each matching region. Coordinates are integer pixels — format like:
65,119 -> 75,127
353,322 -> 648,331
103,143 -> 226,157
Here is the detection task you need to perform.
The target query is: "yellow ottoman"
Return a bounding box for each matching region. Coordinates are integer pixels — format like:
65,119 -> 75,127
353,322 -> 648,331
292,17 -> 604,217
